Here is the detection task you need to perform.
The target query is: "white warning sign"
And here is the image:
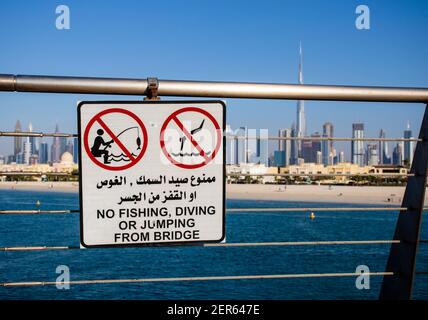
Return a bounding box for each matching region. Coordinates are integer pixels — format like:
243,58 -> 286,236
78,101 -> 225,248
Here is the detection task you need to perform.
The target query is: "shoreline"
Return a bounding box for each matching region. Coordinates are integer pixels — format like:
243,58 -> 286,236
0,182 -> 79,193
0,181 -> 422,205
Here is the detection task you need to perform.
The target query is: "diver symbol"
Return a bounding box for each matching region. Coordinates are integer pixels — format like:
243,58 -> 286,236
175,120 -> 211,157
159,106 -> 222,169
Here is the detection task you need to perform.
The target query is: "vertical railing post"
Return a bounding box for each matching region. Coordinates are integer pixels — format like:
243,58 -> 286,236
379,104 -> 428,299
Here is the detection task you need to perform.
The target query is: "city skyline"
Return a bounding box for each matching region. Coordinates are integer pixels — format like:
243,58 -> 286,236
0,1 -> 426,157
5,44 -> 416,166
0,121 -> 77,165
1,115 -> 416,168
225,118 -> 415,167
226,43 -> 416,167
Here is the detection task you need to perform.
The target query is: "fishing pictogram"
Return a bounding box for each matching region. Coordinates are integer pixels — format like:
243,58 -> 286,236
83,108 -> 148,171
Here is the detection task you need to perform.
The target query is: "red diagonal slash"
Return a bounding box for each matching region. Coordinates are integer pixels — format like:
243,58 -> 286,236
95,116 -> 135,162
172,116 -> 210,162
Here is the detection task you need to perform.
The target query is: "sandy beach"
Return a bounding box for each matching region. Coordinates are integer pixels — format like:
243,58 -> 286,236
0,181 -> 422,205
226,184 -> 418,205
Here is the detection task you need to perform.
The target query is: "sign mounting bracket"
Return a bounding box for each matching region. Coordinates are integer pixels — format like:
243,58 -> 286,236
144,77 -> 160,101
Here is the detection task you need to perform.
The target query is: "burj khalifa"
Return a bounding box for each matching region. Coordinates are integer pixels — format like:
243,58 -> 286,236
296,42 -> 306,157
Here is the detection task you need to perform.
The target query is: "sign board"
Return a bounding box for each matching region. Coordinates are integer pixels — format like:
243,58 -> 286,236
78,101 -> 225,248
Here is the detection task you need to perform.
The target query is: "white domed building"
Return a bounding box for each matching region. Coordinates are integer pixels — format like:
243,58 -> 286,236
53,152 -> 78,172
61,152 -> 74,165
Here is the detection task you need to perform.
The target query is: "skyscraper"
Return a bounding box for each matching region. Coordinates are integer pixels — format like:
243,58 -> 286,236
66,140 -> 74,155
352,123 -> 365,166
310,132 -> 322,164
378,129 -> 391,164
225,125 -> 233,164
51,124 -> 62,163
323,123 -> 334,147
366,144 -> 379,166
236,126 -> 248,165
225,125 -> 237,165
393,143 -> 403,165
39,142 -> 49,164
14,120 -> 22,157
274,151 -> 286,167
28,122 -> 37,155
247,128 -> 268,166
316,151 -> 322,164
321,138 -> 330,166
278,128 -> 291,166
290,123 -> 298,165
338,150 -> 345,163
23,136 -> 31,165
296,42 -> 306,157
403,121 -> 414,167
73,137 -> 79,164
60,136 -> 67,157
322,122 -> 333,166
255,130 -> 269,166
301,139 -> 313,163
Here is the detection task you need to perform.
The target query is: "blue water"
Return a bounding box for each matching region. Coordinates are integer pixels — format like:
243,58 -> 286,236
0,189 -> 427,300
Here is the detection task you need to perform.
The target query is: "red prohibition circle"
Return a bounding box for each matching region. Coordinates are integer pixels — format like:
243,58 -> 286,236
83,108 -> 148,171
160,107 -> 222,169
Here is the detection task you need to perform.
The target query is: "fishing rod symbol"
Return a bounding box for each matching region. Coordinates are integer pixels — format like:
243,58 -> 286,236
91,126 -> 141,164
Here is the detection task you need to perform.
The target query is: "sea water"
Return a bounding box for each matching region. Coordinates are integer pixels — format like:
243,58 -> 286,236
0,189 -> 427,300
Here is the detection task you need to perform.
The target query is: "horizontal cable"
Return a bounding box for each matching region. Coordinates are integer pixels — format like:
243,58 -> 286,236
3,207 -> 426,215
1,246 -> 80,251
0,172 -> 413,177
0,209 -> 79,215
205,240 -> 400,247
0,271 -> 394,287
0,240 -> 400,252
0,131 -> 76,138
0,131 -> 420,142
0,207 -> 411,215
227,207 -> 410,212
0,172 -> 74,176
227,173 -> 413,177
228,136 -> 421,142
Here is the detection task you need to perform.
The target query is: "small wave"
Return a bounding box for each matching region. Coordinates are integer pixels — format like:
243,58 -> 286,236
109,152 -> 138,159
109,157 -> 132,162
107,152 -> 138,162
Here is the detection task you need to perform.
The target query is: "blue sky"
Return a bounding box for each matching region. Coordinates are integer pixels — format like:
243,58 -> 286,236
0,0 -> 427,159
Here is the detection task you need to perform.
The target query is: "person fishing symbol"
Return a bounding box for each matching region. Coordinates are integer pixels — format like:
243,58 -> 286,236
91,126 -> 142,164
91,129 -> 114,164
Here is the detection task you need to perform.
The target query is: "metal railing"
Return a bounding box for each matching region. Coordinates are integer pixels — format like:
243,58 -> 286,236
0,240 -> 403,252
2,206 -> 424,215
0,129 -> 420,142
1,272 -> 394,287
1,73 -> 427,300
1,74 -> 428,102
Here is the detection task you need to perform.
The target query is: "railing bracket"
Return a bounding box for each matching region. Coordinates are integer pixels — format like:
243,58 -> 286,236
144,77 -> 160,101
